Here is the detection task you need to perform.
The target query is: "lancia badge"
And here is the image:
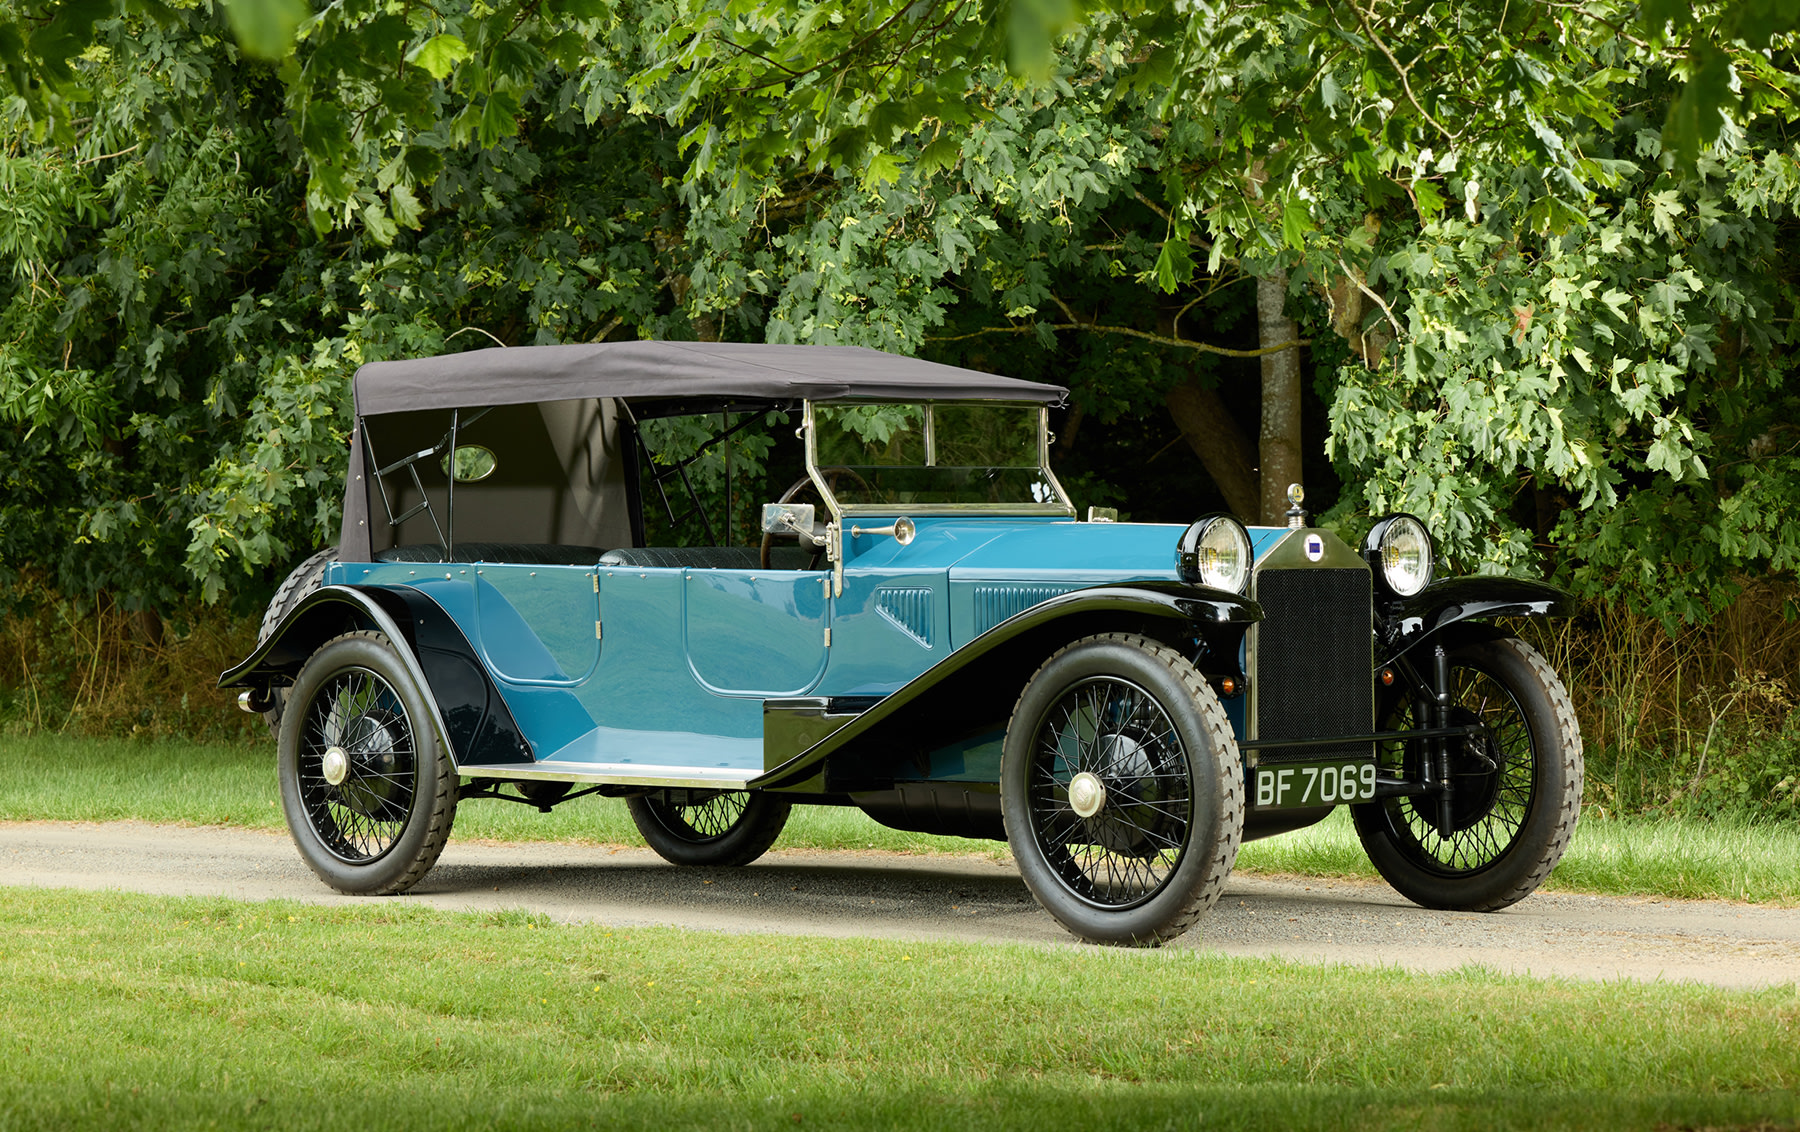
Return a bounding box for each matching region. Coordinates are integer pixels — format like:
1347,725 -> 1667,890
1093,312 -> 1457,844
1303,533 -> 1325,561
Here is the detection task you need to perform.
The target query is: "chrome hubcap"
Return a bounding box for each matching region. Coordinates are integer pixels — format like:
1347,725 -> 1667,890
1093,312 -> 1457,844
321,745 -> 350,787
1068,771 -> 1107,818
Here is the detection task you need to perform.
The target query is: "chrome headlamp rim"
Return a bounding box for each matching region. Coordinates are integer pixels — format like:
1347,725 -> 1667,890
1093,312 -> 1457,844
1363,513 -> 1435,598
1175,514 -> 1253,595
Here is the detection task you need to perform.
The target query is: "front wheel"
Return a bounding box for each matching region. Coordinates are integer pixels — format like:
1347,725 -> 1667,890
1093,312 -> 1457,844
278,630 -> 458,895
1001,633 -> 1244,946
1352,637 -> 1583,911
627,790 -> 792,866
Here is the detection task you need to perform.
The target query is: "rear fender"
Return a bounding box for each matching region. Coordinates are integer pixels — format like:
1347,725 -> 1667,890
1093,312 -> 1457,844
219,585 -> 531,769
755,581 -> 1260,791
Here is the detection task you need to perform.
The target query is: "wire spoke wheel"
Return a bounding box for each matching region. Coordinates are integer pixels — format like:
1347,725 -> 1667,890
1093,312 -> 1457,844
1353,637 -> 1583,913
646,791 -> 751,841
277,630 -> 458,896
1377,668 -> 1535,875
297,667 -> 418,863
1002,633 -> 1242,947
628,789 -> 791,867
1027,676 -> 1194,909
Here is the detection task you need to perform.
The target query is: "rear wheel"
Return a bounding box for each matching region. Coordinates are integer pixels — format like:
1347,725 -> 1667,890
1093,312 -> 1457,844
627,790 -> 791,866
1001,633 -> 1243,946
1352,637 -> 1582,911
278,630 -> 457,895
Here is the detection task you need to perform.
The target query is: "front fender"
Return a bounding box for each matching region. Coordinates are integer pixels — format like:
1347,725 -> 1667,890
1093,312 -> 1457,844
1378,577 -> 1572,665
753,580 -> 1260,789
219,584 -> 531,768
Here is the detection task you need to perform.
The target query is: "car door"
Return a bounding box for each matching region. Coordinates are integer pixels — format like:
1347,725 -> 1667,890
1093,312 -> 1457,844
683,568 -> 831,696
472,564 -> 602,686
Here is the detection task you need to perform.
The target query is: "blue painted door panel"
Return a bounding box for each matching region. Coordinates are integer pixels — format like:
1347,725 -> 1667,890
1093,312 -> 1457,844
474,565 -> 599,685
684,570 -> 829,695
573,567 -> 765,772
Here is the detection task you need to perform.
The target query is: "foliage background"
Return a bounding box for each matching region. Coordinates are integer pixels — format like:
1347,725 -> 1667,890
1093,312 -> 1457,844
3,1 -> 1800,816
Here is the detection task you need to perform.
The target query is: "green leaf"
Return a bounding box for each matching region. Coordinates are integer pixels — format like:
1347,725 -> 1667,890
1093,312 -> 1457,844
476,91 -> 521,148
1280,194 -> 1315,250
1152,237 -> 1193,294
388,184 -> 423,230
408,34 -> 471,81
1414,180 -> 1446,220
1320,70 -> 1344,112
915,136 -> 962,179
223,0 -> 311,61
860,150 -> 904,190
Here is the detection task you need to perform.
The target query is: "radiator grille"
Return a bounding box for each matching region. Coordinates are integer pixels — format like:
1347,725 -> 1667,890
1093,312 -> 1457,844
1251,567 -> 1373,764
972,584 -> 1070,635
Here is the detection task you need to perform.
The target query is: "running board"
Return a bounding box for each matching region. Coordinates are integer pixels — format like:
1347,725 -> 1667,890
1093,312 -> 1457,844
456,760 -> 753,791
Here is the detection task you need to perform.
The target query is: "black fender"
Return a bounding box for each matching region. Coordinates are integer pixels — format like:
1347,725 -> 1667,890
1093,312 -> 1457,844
1377,577 -> 1572,667
218,584 -> 532,768
752,580 -> 1260,790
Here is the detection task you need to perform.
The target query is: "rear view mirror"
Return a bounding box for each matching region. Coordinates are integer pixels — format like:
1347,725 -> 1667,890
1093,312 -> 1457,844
762,503 -> 817,536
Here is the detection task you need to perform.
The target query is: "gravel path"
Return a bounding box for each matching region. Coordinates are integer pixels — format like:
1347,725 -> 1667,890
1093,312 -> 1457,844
4,819 -> 1797,988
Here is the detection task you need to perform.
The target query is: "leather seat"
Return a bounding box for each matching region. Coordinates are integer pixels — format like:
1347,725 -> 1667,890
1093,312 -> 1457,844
598,546 -> 763,569
375,542 -> 606,566
597,546 -> 824,570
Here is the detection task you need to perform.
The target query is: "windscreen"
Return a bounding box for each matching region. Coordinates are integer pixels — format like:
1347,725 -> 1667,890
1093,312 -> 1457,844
810,402 -> 1065,510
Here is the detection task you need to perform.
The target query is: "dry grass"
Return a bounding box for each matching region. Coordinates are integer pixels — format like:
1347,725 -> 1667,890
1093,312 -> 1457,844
0,575 -> 262,743
1522,580 -> 1800,817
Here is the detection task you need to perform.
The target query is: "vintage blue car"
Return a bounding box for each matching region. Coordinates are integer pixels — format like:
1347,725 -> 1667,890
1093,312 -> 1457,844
223,341 -> 1583,945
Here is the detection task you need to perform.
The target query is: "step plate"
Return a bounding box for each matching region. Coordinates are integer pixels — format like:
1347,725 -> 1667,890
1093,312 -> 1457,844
455,760 -> 753,791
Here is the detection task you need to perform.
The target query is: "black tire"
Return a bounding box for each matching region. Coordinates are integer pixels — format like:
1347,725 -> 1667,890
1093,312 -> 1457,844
278,630 -> 458,895
259,546 -> 337,737
627,790 -> 792,867
1352,637 -> 1583,911
1001,633 -> 1244,946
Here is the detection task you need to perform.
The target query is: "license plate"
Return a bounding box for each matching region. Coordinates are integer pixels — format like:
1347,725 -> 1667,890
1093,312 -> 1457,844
1252,760 -> 1377,809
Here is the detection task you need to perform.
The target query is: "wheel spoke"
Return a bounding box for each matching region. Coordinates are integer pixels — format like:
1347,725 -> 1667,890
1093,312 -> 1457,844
1378,663 -> 1538,876
1025,674 -> 1194,909
296,665 -> 418,864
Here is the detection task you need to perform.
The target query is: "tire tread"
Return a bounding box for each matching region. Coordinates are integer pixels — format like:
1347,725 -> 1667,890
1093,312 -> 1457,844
260,546 -> 338,738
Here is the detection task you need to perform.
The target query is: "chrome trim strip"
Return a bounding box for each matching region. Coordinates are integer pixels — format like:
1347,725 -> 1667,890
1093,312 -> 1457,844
1038,404 -> 1077,514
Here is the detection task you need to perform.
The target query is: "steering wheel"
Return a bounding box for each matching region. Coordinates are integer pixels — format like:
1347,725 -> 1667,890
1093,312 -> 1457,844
759,474 -> 834,571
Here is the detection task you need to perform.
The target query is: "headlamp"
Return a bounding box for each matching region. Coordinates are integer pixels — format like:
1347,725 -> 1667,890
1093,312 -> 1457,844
1363,513 -> 1434,598
1176,515 -> 1253,594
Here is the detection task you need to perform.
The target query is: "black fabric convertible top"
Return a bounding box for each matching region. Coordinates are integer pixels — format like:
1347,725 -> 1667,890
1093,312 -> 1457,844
352,341 -> 1066,416
339,342 -> 1063,563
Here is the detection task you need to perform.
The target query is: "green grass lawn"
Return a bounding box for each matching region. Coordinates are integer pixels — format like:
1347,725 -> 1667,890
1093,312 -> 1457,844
1,886 -> 1796,1132
5,735 -> 1800,903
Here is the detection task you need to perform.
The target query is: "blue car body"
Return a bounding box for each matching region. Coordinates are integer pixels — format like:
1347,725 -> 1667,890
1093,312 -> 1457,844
223,341 -> 1580,943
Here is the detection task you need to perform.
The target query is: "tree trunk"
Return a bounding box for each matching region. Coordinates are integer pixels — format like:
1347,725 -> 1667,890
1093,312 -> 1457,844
1257,271 -> 1303,525
1166,378 -> 1259,520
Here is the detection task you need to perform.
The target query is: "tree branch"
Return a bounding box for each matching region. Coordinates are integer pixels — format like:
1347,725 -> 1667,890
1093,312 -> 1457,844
720,2 -> 969,94
926,322 -> 1308,357
1337,254 -> 1403,344
1349,0 -> 1459,143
